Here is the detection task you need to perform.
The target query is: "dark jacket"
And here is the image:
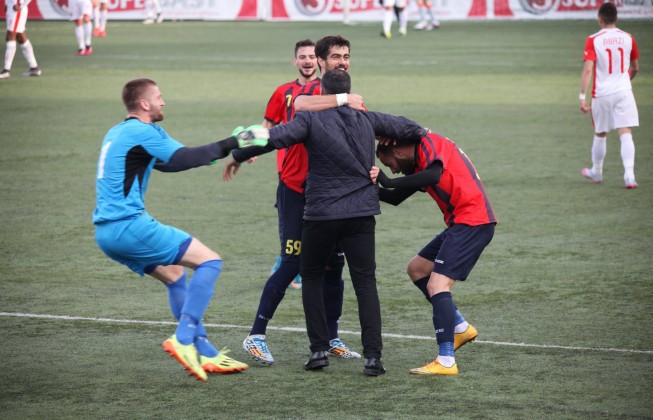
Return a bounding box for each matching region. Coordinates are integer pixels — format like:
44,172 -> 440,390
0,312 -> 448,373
235,107 -> 425,221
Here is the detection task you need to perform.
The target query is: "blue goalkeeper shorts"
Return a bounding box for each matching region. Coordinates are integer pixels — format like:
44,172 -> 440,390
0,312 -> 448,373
95,212 -> 191,276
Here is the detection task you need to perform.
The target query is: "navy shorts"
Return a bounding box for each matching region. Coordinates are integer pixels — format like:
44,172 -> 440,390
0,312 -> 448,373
275,181 -> 345,269
276,181 -> 305,264
418,223 -> 495,281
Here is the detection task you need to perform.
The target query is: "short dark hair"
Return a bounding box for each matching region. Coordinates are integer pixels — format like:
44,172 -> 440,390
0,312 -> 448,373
321,69 -> 350,95
376,142 -> 393,156
294,39 -> 315,57
598,2 -> 617,24
122,78 -> 156,112
315,35 -> 350,61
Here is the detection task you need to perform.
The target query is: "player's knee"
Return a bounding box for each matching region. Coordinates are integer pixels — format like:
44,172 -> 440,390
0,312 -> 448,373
407,257 -> 430,280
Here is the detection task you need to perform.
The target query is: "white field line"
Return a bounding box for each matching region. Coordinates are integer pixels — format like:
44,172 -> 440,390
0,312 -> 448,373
1,311 -> 651,355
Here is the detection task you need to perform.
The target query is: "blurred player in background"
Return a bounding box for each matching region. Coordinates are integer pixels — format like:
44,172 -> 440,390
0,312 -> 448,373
71,0 -> 93,55
143,0 -> 163,24
579,2 -> 639,189
372,131 -> 496,376
413,0 -> 440,31
92,0 -> 108,37
1,0 -> 40,78
224,38 -> 362,365
380,0 -> 408,39
93,78 -> 266,381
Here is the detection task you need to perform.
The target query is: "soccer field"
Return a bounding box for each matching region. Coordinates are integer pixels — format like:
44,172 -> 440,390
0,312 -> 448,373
0,19 -> 652,419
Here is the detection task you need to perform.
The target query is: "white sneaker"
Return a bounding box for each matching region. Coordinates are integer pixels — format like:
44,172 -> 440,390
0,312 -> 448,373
624,178 -> 638,189
0,69 -> 10,79
143,18 -> 155,24
413,21 -> 427,30
22,67 -> 41,77
156,13 -> 163,23
242,335 -> 274,365
582,167 -> 602,184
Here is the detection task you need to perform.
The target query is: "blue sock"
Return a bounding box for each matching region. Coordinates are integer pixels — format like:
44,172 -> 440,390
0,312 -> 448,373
455,307 -> 466,326
195,336 -> 218,358
165,272 -> 187,320
176,314 -> 198,345
250,260 -> 298,335
176,260 -> 222,344
192,322 -> 218,357
431,291 -> 455,357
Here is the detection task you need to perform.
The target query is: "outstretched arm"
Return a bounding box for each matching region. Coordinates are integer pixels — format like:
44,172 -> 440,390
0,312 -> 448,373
154,137 -> 239,172
294,93 -> 365,112
155,126 -> 268,172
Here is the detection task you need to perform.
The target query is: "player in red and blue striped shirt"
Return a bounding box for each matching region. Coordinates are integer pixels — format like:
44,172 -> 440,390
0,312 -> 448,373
374,131 -> 496,376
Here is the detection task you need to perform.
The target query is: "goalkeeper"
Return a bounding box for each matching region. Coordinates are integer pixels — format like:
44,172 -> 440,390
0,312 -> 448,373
92,78 -> 268,382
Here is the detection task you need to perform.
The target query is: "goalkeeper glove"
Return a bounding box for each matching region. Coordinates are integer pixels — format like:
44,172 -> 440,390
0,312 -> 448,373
233,124 -> 269,148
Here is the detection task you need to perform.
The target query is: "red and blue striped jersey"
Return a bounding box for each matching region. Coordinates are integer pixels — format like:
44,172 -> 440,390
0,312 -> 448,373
264,78 -> 321,193
416,132 -> 496,227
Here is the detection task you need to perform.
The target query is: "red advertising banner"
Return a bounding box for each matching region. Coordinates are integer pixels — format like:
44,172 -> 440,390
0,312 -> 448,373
2,0 -> 651,20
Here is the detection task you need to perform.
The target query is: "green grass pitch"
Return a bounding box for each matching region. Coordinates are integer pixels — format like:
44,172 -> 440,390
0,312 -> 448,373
0,19 -> 651,418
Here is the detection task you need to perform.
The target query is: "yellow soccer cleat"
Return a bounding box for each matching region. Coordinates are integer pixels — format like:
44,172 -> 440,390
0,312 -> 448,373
162,335 -> 208,382
201,348 -> 249,374
409,359 -> 458,376
454,324 -> 478,351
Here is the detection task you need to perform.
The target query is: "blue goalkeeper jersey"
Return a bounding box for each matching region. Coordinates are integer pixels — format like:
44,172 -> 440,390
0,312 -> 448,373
93,118 -> 183,224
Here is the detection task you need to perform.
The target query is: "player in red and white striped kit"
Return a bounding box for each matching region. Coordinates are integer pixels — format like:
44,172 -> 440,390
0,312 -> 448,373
0,0 -> 40,79
579,2 -> 639,189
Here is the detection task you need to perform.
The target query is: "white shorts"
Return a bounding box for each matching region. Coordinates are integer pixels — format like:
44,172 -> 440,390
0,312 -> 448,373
69,0 -> 94,20
383,0 -> 408,7
591,90 -> 639,133
5,6 -> 29,33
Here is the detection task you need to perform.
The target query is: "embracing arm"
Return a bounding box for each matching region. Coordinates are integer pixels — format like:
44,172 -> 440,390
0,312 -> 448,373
377,161 -> 443,189
379,186 -> 417,206
294,93 -> 365,112
367,112 -> 427,143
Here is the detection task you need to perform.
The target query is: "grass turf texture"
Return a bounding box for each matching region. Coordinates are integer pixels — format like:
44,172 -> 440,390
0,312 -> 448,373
1,20 -> 652,418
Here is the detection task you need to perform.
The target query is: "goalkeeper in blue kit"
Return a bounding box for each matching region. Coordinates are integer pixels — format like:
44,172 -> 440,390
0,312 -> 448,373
93,78 -> 268,382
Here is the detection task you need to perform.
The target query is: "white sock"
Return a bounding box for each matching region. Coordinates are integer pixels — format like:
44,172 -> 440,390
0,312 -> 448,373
454,321 -> 469,334
152,0 -> 161,14
20,40 -> 38,68
620,133 -> 636,180
399,10 -> 407,32
383,10 -> 393,34
100,9 -> 108,30
75,25 -> 85,50
4,40 -> 17,71
93,6 -> 100,27
591,135 -> 606,175
84,21 -> 92,46
437,355 -> 455,368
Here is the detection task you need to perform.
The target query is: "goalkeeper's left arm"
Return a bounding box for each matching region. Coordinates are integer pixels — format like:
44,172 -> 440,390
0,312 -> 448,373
155,126 -> 268,172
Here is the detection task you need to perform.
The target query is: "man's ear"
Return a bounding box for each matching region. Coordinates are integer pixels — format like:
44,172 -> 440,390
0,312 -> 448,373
140,98 -> 150,111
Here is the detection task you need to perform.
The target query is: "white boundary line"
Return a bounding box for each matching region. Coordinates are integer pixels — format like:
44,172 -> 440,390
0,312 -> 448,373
1,312 -> 651,355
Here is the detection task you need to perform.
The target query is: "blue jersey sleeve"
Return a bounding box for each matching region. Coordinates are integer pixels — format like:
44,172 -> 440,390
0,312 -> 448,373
141,124 -> 184,163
